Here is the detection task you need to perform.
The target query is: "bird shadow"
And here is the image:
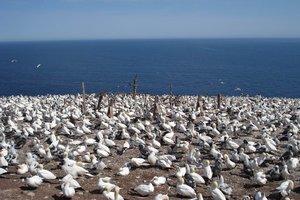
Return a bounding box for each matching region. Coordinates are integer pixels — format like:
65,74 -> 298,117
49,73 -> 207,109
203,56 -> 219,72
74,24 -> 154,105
267,192 -> 281,199
132,165 -> 153,170
0,175 -> 10,179
127,189 -> 151,197
52,194 -> 72,200
243,183 -> 262,188
234,173 -> 252,179
44,179 -> 58,184
20,186 -> 37,191
293,186 -> 300,194
55,185 -> 62,190
175,194 -> 197,199
89,189 -> 103,195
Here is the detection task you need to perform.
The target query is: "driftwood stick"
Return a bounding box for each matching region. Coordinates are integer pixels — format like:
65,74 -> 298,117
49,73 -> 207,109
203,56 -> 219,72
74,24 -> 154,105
153,96 -> 160,117
169,84 -> 173,96
196,95 -> 201,110
82,82 -> 86,114
217,93 -> 221,109
97,93 -> 104,111
132,75 -> 137,99
107,96 -> 115,118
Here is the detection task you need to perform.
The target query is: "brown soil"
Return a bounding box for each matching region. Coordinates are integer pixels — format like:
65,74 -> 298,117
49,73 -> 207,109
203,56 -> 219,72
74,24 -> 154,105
1,134 -> 300,200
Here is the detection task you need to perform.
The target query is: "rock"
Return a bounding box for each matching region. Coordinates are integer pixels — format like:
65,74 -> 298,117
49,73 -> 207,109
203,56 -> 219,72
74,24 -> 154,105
25,191 -> 35,197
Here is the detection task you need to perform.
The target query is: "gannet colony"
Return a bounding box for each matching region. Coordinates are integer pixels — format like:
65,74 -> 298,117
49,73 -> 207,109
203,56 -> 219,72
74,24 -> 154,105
0,93 -> 300,200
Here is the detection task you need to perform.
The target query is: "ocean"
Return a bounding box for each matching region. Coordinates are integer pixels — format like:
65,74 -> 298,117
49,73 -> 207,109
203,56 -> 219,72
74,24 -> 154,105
0,38 -> 299,98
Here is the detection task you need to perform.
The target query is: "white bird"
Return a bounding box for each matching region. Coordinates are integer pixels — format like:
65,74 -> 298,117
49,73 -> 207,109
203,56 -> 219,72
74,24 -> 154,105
104,135 -> 116,147
25,175 -> 43,188
276,180 -> 294,197
255,191 -> 268,200
196,193 -> 204,200
62,174 -> 81,189
231,150 -> 240,162
82,124 -> 92,134
218,175 -> 232,195
0,151 -> 8,167
114,186 -> 124,200
152,136 -> 161,149
151,176 -> 166,186
154,194 -> 169,200
162,135 -> 175,145
62,162 -> 92,178
121,129 -> 130,139
117,163 -> 131,176
147,152 -> 158,166
226,138 -> 239,150
264,137 -> 277,152
175,165 -> 187,178
133,182 -> 154,196
210,144 -> 223,159
131,157 -> 149,168
17,164 -> 29,174
210,123 -> 220,136
190,166 -> 205,185
37,164 -> 56,180
176,176 -> 196,198
123,141 -> 130,149
75,127 -> 84,136
29,161 -> 39,174
281,163 -> 291,179
287,157 -> 299,170
210,181 -> 226,200
0,167 -> 7,175
254,171 -> 267,185
157,157 -> 172,169
224,154 -> 236,169
62,182 -> 76,198
98,177 -> 116,191
202,160 -> 212,180
84,136 -> 96,146
36,64 -> 42,68
66,121 -> 76,129
246,143 -> 257,153
239,148 -> 250,162
103,186 -> 124,200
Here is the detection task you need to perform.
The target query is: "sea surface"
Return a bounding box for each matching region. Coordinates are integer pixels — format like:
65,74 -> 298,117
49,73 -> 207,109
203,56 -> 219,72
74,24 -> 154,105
0,39 -> 300,98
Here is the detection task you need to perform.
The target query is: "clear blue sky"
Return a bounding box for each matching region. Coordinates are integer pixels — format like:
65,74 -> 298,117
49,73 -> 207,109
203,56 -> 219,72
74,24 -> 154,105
1,0 -> 300,41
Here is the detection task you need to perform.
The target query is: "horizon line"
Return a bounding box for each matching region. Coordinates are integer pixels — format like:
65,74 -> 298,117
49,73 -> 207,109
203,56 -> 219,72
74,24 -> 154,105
1,37 -> 300,43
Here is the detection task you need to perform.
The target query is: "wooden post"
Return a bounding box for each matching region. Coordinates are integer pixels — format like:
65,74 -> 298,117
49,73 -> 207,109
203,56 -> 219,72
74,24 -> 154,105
196,95 -> 201,110
96,93 -> 104,111
82,82 -> 86,114
107,96 -> 115,118
144,95 -> 148,109
175,96 -> 181,107
217,93 -> 221,109
169,96 -> 173,107
169,84 -> 173,96
132,75 -> 137,99
153,96 -> 160,117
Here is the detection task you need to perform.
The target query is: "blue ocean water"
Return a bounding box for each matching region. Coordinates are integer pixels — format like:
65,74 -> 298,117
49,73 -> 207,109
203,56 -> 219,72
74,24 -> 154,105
0,39 -> 299,98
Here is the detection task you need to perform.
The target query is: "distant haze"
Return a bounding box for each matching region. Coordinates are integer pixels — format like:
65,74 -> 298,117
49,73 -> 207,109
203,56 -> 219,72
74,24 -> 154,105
1,0 -> 300,41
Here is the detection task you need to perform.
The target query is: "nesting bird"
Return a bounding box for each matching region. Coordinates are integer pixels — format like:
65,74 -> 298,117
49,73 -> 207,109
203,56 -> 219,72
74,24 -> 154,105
24,175 -> 43,188
176,176 -> 196,198
133,182 -> 154,196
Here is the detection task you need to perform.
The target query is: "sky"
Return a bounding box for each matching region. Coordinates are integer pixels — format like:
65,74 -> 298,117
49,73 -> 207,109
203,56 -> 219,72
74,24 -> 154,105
0,0 -> 300,41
